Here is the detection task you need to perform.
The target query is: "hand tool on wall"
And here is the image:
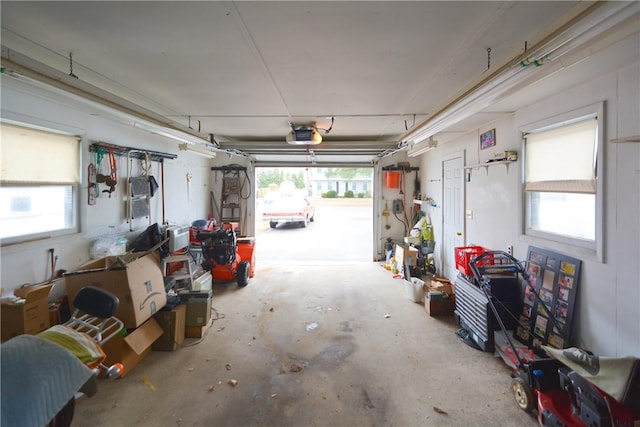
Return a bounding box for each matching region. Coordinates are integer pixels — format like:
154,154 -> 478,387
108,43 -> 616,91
383,202 -> 390,230
88,163 -> 98,205
97,148 -> 118,197
48,248 -> 58,283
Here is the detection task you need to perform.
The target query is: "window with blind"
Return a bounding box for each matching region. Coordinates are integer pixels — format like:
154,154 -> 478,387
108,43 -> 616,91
523,113 -> 599,249
0,122 -> 81,243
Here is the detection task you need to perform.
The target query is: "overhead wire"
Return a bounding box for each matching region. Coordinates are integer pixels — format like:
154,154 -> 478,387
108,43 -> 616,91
317,116 -> 335,134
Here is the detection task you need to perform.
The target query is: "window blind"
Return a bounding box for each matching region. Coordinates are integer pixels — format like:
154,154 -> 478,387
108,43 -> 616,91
1,122 -> 80,183
524,118 -> 597,194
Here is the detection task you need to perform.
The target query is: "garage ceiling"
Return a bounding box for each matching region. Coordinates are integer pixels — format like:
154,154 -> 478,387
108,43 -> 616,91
1,2 -> 638,165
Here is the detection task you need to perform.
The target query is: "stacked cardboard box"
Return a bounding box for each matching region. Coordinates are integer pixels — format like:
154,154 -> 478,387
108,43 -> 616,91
185,317 -> 213,339
424,276 -> 455,316
64,252 -> 168,376
153,304 -> 186,351
428,277 -> 454,296
179,289 -> 212,327
101,317 -> 163,377
395,244 -> 419,267
424,292 -> 456,316
1,284 -> 53,341
64,252 -> 167,328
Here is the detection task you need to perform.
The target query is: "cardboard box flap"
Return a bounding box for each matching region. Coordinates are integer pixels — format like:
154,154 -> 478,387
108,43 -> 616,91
124,318 -> 163,355
429,278 -> 454,295
13,284 -> 53,302
106,252 -> 151,269
64,252 -> 160,277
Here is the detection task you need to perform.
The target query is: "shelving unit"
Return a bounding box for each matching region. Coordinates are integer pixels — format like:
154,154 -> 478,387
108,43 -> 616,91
126,150 -> 152,231
212,165 -> 248,229
464,159 -> 516,176
220,170 -> 241,223
413,199 -> 438,209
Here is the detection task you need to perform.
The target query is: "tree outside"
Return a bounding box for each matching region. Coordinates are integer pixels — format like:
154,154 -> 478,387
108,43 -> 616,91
257,168 -> 307,189
256,167 -> 373,198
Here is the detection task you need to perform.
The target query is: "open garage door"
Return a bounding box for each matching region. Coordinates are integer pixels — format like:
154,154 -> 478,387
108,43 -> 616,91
255,167 -> 374,262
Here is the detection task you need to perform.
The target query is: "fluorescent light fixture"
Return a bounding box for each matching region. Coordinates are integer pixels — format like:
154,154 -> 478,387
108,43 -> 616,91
133,121 -> 209,145
407,137 -> 438,157
178,143 -> 218,158
400,2 -> 638,146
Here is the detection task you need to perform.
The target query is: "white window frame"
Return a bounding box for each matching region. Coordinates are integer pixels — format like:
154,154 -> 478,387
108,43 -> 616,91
1,120 -> 82,245
520,102 -> 604,262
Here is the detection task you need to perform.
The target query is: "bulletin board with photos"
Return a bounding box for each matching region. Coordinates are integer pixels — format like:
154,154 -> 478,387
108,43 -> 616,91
514,246 -> 581,351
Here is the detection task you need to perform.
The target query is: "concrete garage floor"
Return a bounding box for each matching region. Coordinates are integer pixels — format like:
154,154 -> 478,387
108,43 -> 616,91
72,262 -> 537,427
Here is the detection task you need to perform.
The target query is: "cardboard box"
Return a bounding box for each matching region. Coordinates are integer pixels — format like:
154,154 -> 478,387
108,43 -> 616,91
65,253 -> 167,328
429,278 -> 454,296
101,317 -> 163,377
49,307 -> 60,327
153,304 -> 186,351
424,293 -> 456,317
185,317 -> 213,339
48,298 -> 70,327
179,289 -> 212,327
1,284 -> 52,341
395,244 -> 419,268
403,236 -> 421,246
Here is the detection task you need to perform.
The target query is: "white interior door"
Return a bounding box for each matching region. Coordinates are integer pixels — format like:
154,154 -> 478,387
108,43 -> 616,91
442,151 -> 465,280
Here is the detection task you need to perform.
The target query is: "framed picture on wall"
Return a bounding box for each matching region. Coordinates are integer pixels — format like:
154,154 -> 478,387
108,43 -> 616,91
480,128 -> 496,149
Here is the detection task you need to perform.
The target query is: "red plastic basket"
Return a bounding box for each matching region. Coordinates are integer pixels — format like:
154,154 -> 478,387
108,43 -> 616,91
455,246 -> 494,276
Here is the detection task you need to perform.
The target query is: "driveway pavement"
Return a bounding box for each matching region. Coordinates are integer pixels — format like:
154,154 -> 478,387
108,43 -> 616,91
254,198 -> 373,262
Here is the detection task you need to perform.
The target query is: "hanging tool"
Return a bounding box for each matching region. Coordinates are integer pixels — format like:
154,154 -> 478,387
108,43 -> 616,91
88,163 -> 98,205
401,171 -> 408,223
382,202 -> 390,230
210,191 -> 221,222
186,172 -> 193,202
98,148 -> 118,197
48,248 -> 58,283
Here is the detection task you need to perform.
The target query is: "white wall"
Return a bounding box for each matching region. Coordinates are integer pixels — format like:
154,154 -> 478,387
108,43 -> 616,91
418,58 -> 640,357
376,152 -> 420,260
0,76 -> 216,296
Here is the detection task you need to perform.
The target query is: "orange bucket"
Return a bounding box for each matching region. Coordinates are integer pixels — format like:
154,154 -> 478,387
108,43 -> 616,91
385,171 -> 401,188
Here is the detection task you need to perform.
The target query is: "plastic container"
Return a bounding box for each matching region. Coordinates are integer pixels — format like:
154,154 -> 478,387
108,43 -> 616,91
405,277 -> 425,303
192,270 -> 212,291
237,237 -> 256,278
90,236 -> 128,259
385,171 -> 401,188
455,246 -> 494,276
